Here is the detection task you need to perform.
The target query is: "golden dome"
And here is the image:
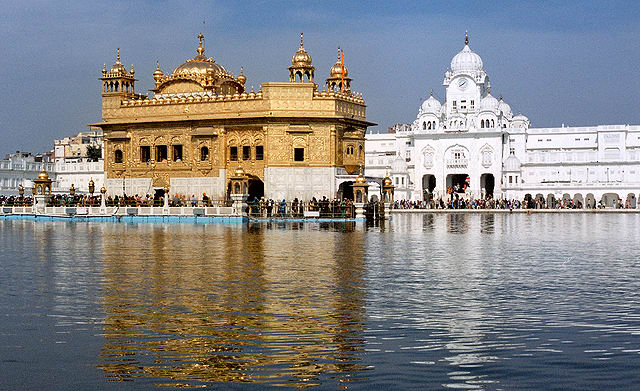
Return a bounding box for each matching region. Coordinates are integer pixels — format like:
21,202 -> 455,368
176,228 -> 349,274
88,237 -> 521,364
172,34 -> 228,78
291,32 -> 312,67
329,49 -> 348,78
383,176 -> 393,186
38,170 -> 49,180
355,171 -> 366,184
100,186 -> 107,194
109,48 -> 127,75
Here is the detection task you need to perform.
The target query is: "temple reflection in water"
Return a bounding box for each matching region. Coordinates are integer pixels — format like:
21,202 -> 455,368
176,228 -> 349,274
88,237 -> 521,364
97,223 -> 367,387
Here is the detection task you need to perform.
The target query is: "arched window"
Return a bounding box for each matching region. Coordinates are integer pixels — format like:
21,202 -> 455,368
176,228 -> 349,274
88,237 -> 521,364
491,119 -> 495,127
358,145 -> 363,158
422,122 -> 426,130
200,146 -> 209,161
114,149 -> 123,163
481,119 -> 485,128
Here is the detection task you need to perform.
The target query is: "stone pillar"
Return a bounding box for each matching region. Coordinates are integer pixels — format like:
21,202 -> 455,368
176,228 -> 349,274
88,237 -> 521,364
163,185 -> 170,215
100,186 -> 107,214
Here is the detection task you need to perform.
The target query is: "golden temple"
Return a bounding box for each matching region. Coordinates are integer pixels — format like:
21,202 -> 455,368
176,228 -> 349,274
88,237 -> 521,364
92,33 -> 374,201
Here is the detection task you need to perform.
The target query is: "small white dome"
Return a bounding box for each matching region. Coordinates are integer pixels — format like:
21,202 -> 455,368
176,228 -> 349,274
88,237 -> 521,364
498,98 -> 512,117
390,155 -> 408,173
511,114 -> 530,128
420,95 -> 442,115
503,153 -> 521,171
450,44 -> 483,73
480,93 -> 499,111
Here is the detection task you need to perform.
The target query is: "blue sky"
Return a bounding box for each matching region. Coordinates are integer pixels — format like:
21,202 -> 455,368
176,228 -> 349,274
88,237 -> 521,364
1,0 -> 639,155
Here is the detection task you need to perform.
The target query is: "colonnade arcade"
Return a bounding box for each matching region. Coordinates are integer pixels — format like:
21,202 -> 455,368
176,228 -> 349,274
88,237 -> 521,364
526,192 -> 638,208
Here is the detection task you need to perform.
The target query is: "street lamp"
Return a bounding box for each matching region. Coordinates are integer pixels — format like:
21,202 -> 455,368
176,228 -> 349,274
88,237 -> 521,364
88,179 -> 95,196
70,184 -> 75,196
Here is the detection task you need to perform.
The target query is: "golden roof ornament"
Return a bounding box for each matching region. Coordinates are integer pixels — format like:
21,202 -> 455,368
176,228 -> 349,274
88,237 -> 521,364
465,29 -> 469,45
355,166 -> 367,184
291,32 -> 312,66
430,88 -> 433,97
38,170 -> 49,180
237,66 -> 246,85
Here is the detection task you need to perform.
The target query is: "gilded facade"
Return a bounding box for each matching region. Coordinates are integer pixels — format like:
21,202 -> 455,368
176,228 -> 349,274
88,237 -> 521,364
92,33 -> 374,200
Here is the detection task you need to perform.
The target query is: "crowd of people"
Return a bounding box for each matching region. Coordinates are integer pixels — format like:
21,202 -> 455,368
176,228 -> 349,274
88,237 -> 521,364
393,194 -> 631,210
247,196 -> 356,218
0,195 -> 33,206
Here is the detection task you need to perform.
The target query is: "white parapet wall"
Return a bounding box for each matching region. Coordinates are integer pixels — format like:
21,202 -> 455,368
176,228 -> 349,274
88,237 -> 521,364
264,167 -> 337,201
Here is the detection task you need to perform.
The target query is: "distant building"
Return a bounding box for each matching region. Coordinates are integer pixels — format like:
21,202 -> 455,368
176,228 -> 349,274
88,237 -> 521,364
53,129 -> 105,193
54,129 -> 103,162
0,152 -> 55,196
365,32 -> 640,208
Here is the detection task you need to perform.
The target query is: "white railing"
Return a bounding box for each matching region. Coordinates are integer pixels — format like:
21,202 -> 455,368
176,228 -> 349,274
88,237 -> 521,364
446,158 -> 469,168
0,205 -> 239,217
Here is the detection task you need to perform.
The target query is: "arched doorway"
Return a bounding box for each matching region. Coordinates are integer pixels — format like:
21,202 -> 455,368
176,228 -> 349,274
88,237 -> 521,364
585,193 -> 596,208
337,181 -> 354,201
573,193 -> 584,208
546,194 -> 556,208
481,174 -> 495,198
562,193 -> 571,207
602,193 -> 620,208
446,174 -> 469,194
422,174 -> 436,200
627,193 -> 637,208
247,177 -> 264,202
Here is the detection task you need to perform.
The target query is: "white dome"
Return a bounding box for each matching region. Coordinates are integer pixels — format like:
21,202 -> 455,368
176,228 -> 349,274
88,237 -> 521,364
511,114 -> 530,128
503,153 -> 521,171
450,44 -> 483,73
390,155 -> 408,173
420,95 -> 442,115
480,93 -> 499,111
498,98 -> 512,117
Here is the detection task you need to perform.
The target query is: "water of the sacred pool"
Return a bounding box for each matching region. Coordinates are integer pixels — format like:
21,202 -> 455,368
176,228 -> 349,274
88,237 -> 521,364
1,214 -> 640,390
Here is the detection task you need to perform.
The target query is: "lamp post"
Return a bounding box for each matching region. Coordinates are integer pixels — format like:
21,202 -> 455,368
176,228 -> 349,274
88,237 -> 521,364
70,184 -> 75,196
88,179 -> 95,196
100,186 -> 107,209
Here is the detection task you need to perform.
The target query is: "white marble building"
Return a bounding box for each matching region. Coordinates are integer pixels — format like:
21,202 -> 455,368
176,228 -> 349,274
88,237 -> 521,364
0,152 -> 55,196
365,33 -> 640,208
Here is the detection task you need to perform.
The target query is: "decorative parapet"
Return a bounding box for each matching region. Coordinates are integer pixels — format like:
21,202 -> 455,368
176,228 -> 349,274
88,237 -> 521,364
121,90 -> 264,107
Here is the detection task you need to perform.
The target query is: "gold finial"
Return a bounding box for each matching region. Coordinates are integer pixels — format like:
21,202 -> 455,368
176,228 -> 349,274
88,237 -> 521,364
240,66 -> 244,75
499,94 -> 503,100
488,85 -> 491,94
156,60 -> 160,70
300,32 -> 304,48
116,48 -> 121,64
465,30 -> 469,45
197,33 -> 205,55
130,64 -> 134,74
251,85 -> 254,93
430,88 -> 433,97
337,46 -> 341,60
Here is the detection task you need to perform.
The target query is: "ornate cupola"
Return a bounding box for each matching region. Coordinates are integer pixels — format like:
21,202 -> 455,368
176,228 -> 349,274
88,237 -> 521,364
289,33 -> 315,83
101,48 -> 136,94
326,47 -> 352,93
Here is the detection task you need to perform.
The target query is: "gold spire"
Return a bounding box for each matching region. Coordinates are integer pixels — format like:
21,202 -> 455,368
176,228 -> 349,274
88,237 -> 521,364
300,32 -> 304,48
430,88 -> 433,97
465,30 -> 469,45
116,48 -> 121,64
196,33 -> 205,56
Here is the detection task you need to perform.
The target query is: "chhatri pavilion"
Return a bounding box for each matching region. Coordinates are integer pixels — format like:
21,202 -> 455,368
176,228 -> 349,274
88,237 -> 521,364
92,33 -> 374,201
